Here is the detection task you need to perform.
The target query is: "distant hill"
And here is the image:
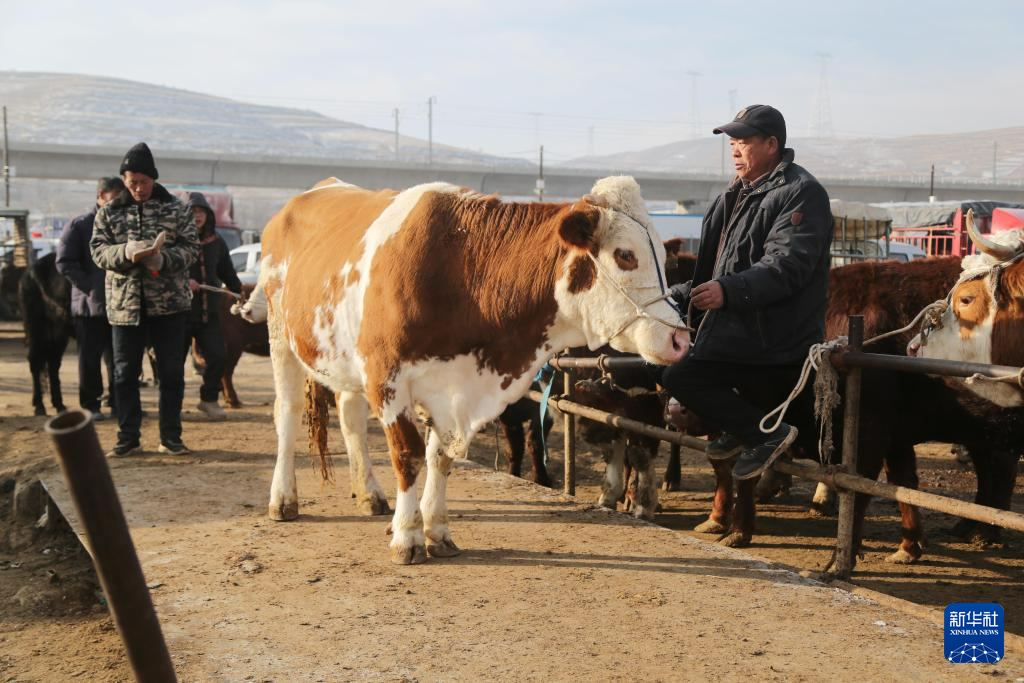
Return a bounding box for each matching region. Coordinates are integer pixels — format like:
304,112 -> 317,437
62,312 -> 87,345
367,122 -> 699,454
565,128 -> 1024,181
0,71 -> 528,168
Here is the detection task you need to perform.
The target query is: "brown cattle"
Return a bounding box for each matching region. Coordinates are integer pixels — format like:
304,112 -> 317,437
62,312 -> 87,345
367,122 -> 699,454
240,177 -> 688,564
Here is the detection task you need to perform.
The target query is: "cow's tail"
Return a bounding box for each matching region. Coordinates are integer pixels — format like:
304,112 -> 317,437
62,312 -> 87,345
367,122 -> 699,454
304,378 -> 335,483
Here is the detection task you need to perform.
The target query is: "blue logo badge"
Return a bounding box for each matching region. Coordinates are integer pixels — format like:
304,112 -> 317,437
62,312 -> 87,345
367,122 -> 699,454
945,603 -> 1004,663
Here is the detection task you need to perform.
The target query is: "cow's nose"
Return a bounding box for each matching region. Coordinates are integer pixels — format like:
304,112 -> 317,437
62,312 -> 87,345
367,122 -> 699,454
907,338 -> 921,357
668,329 -> 689,361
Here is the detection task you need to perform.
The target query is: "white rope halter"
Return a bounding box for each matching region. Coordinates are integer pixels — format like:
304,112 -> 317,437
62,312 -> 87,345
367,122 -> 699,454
584,209 -> 691,346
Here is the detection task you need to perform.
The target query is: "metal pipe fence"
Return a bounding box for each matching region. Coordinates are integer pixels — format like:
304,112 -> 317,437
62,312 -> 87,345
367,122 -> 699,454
534,319 -> 1024,579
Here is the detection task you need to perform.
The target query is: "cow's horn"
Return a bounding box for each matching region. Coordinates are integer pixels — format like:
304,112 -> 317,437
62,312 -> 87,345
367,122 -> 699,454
966,208 -> 1018,261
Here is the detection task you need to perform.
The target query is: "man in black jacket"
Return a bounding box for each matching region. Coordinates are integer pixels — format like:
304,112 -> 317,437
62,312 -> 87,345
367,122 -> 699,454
56,176 -> 125,420
663,105 -> 833,480
185,192 -> 242,419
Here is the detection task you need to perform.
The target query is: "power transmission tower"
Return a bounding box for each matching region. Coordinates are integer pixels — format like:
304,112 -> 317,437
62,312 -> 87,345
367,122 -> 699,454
427,96 -> 437,165
686,71 -> 702,138
812,53 -> 834,138
393,108 -> 400,161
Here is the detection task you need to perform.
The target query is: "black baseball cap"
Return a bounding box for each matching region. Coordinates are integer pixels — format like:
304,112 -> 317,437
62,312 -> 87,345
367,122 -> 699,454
713,104 -> 787,148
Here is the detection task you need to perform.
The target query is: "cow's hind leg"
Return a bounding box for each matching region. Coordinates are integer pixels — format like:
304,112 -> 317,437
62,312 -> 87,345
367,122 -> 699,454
336,390 -> 390,515
883,444 -> 925,564
49,343 -> 67,413
384,410 -> 427,565
626,441 -> 659,521
663,443 -> 682,492
28,350 -> 46,416
420,423 -> 465,558
268,345 -> 306,521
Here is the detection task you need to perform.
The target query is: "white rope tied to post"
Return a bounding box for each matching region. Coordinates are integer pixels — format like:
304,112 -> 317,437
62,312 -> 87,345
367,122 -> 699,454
965,367 -> 1024,389
863,299 -> 947,346
759,338 -> 847,463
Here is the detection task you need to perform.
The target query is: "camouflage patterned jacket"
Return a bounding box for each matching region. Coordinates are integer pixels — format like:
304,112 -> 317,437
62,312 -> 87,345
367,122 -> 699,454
90,184 -> 200,326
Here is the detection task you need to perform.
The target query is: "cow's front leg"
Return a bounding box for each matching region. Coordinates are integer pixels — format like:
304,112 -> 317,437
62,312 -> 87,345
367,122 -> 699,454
598,437 -> 627,510
384,411 -> 427,565
336,390 -> 390,515
420,426 -> 463,558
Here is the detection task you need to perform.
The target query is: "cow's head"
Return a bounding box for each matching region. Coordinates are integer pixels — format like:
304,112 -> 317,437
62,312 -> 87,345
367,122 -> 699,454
908,211 -> 1024,406
553,176 -> 689,365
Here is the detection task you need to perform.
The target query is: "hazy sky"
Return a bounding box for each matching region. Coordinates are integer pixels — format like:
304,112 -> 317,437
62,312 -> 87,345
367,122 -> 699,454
3,1 -> 1022,161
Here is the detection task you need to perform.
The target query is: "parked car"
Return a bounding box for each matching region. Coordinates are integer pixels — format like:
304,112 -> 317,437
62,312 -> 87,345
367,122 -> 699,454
230,243 -> 262,285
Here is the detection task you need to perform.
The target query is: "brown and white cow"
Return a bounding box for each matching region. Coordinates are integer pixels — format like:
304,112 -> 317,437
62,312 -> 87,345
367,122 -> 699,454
241,177 -> 688,564
910,212 -> 1024,407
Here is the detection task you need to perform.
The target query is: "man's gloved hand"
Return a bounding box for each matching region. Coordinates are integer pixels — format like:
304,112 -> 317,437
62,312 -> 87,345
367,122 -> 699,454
142,251 -> 164,272
126,232 -> 167,272
124,240 -> 149,262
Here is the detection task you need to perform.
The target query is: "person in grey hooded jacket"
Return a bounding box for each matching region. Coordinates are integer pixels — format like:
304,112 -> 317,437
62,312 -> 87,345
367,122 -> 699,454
661,105 -> 833,482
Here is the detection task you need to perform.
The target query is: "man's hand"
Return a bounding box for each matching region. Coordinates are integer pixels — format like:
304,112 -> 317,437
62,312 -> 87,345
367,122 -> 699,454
189,278 -> 201,293
691,280 -> 725,310
124,240 -> 149,262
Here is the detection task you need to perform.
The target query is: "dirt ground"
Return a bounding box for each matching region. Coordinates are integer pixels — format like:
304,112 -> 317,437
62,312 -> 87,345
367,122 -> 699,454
1,320 -> 1022,681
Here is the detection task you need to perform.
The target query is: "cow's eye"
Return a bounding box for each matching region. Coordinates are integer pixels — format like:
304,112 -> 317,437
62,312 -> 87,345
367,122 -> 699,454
959,295 -> 976,307
614,249 -> 638,270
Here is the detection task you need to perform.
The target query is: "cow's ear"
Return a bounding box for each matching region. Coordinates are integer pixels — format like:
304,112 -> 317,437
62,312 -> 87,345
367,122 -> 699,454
558,203 -> 601,250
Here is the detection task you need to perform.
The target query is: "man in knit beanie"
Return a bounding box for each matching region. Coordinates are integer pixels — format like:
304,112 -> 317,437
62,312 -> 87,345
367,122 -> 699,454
90,142 -> 200,457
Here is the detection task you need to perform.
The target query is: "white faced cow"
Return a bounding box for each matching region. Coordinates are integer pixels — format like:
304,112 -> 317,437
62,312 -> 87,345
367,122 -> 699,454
241,177 -> 688,564
909,212 -> 1024,408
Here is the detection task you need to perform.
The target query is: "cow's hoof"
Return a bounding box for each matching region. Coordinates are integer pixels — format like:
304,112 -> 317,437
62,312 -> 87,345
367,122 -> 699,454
33,406 -> 46,416
662,480 -> 682,492
972,527 -> 1004,549
390,544 -> 428,565
717,531 -> 750,548
885,547 -> 920,564
808,502 -> 837,518
632,506 -> 656,522
227,400 -> 242,409
754,471 -> 790,503
268,501 -> 299,521
949,518 -> 975,538
54,404 -> 67,413
357,494 -> 391,516
426,538 -> 461,558
694,517 -> 728,534
534,474 -> 553,489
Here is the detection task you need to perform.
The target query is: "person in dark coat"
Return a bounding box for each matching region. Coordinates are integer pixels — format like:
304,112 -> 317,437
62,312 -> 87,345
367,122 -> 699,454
661,105 -> 833,481
185,191 -> 242,419
55,176 -> 125,420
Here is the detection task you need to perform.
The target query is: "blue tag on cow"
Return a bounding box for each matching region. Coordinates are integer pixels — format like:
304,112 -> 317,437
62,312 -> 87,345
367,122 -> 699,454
944,603 -> 1004,663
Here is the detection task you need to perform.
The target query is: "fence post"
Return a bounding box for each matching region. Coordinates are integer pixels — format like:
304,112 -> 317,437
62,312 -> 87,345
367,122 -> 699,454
563,367 -> 576,496
45,410 -> 177,683
832,315 -> 864,579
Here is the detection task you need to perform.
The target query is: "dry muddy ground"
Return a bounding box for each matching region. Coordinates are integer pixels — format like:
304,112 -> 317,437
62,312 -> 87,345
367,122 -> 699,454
1,321 -> 1021,681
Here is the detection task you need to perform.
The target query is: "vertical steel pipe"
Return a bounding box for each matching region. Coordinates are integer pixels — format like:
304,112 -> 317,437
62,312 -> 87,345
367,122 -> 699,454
45,410 -> 177,683
562,368 -> 576,496
832,315 -> 864,579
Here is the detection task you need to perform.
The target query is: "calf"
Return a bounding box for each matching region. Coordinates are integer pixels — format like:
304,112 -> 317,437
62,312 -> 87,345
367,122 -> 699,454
242,177 -> 688,564
18,253 -> 72,415
563,244 -> 697,519
220,284 -> 270,407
